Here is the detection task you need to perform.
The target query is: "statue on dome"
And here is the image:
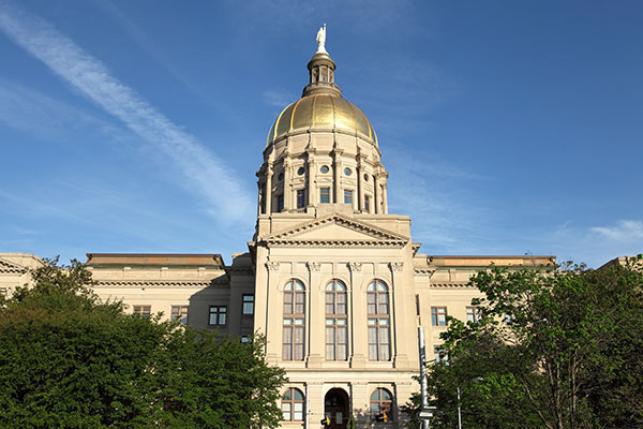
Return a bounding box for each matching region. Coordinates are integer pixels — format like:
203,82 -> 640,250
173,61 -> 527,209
316,23 -> 327,54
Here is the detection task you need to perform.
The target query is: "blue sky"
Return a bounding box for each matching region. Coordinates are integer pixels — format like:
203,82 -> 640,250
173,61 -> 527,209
0,0 -> 641,267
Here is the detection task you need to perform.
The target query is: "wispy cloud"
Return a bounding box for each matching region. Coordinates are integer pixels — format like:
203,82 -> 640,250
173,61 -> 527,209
590,220 -> 643,243
0,1 -> 253,224
0,79 -> 129,143
262,89 -> 294,108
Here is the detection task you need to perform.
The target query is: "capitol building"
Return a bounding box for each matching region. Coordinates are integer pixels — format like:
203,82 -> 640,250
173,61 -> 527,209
0,32 -> 555,428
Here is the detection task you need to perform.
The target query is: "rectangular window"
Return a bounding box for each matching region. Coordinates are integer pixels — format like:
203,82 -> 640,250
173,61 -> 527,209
283,320 -> 305,360
320,187 -> 331,204
344,189 -> 353,205
276,194 -> 284,212
241,335 -> 252,344
242,294 -> 255,316
368,318 -> 390,361
434,345 -> 448,363
209,305 -> 227,326
431,306 -> 448,326
170,305 -> 189,325
466,306 -> 480,323
296,189 -> 306,209
133,305 -> 151,318
364,195 -> 371,212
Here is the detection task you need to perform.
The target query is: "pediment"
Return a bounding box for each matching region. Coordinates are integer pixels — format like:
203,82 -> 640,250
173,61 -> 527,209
262,214 -> 409,248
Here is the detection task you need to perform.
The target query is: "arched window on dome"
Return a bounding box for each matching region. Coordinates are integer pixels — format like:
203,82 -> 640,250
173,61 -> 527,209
370,388 -> 394,420
367,279 -> 390,361
281,388 -> 305,421
283,279 -> 306,360
325,280 -> 348,361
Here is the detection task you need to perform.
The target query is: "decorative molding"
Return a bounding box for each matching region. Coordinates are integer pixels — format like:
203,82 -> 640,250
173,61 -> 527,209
265,261 -> 280,271
263,239 -> 405,248
348,262 -> 362,272
429,282 -> 472,289
306,261 -> 321,272
0,259 -> 27,274
93,280 -> 218,288
389,262 -> 404,272
264,213 -> 409,243
414,266 -> 437,277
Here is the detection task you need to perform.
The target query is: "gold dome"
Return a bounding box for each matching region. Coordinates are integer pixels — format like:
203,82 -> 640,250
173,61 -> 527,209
266,94 -> 378,147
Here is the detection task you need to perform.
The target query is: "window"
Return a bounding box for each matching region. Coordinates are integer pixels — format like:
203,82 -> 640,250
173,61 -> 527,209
326,280 -> 348,361
170,305 -> 189,325
368,280 -> 390,361
242,294 -> 255,316
466,306 -> 480,323
276,194 -> 284,212
133,305 -> 151,318
320,165 -> 330,174
297,166 -> 305,176
283,279 -> 306,360
370,388 -> 393,420
209,305 -> 227,326
344,189 -> 353,205
282,388 -> 305,421
431,306 -> 448,326
364,195 -> 371,212
344,167 -> 352,176
241,335 -> 252,344
320,187 -> 331,204
434,345 -> 448,364
296,189 -> 306,209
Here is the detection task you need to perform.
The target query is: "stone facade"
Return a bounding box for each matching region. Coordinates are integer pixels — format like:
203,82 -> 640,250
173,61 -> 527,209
0,42 -> 563,429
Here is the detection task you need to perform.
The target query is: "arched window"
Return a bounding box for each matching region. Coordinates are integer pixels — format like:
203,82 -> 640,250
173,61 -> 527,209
325,279 -> 348,361
370,388 -> 393,420
367,280 -> 390,361
283,279 -> 305,360
282,388 -> 305,421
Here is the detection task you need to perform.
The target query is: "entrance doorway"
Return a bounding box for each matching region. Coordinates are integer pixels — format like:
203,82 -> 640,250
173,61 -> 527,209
324,388 -> 350,429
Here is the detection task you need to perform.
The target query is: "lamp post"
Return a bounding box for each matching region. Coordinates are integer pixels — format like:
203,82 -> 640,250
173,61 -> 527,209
417,327 -> 435,429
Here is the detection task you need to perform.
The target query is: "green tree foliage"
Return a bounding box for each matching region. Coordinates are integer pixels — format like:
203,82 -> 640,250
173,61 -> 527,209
404,257 -> 642,429
0,258 -> 286,429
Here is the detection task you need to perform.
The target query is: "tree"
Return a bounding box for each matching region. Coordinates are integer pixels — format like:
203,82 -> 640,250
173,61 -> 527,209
0,258 -> 286,428
404,257 -> 643,429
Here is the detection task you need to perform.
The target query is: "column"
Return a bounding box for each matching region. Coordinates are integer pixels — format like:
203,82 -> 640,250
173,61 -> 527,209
265,162 -> 273,214
264,258 -> 281,363
306,261 -> 323,368
389,262 -> 410,368
348,262 -> 367,368
374,174 -> 380,214
307,382 -> 324,428
333,149 -> 343,205
306,149 -> 316,208
283,155 -> 293,210
356,154 -> 364,212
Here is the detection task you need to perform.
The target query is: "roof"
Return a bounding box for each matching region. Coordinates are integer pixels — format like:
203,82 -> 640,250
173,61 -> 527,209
86,253 -> 226,269
426,255 -> 556,268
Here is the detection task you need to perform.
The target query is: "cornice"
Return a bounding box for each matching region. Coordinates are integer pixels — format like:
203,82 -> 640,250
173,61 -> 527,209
93,280 -> 224,288
262,239 -> 406,248
264,213 -> 409,243
429,282 -> 472,289
0,259 -> 28,274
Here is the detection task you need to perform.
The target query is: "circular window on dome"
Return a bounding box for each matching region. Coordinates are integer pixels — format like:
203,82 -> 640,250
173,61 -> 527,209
320,165 -> 330,174
363,173 -> 369,181
297,166 -> 305,176
344,167 -> 352,176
